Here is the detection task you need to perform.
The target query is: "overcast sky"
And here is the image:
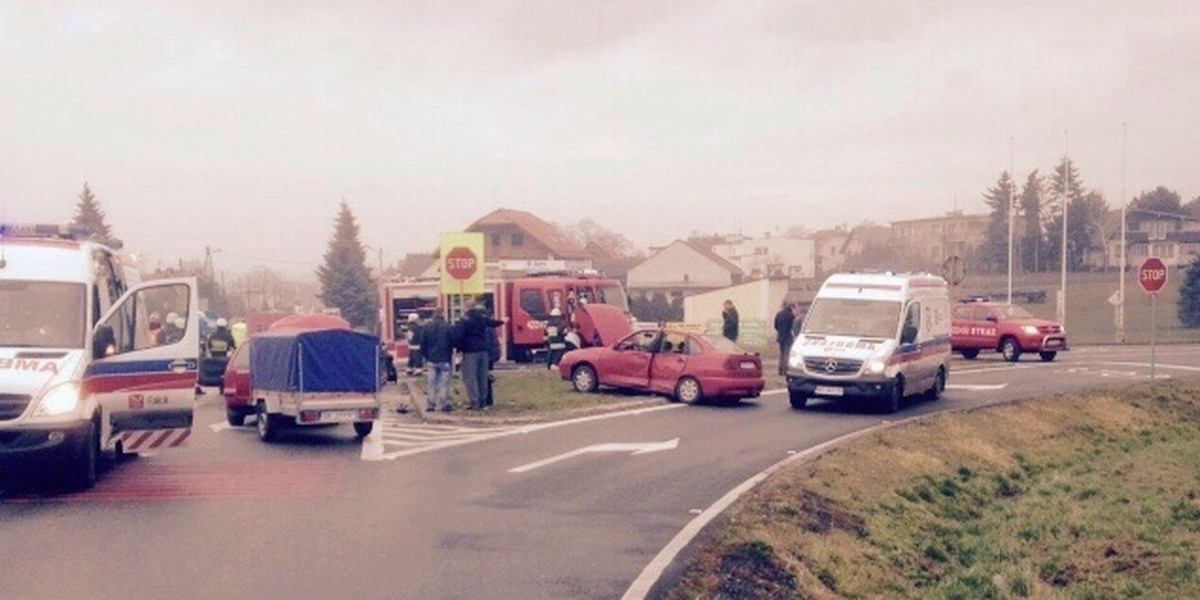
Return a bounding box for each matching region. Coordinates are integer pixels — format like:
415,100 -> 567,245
2,1 -> 1198,278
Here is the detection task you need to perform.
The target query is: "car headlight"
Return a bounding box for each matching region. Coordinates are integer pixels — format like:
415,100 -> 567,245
867,359 -> 886,374
34,382 -> 81,417
1022,325 -> 1039,335
788,349 -> 803,369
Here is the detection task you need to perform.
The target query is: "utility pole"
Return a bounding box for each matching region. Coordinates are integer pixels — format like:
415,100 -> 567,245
1117,122 -> 1128,342
1058,130 -> 1070,329
1007,136 -> 1015,304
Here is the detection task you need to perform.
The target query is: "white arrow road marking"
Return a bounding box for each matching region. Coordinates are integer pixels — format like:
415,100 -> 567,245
508,438 -> 679,474
945,383 -> 1008,391
953,364 -> 1038,375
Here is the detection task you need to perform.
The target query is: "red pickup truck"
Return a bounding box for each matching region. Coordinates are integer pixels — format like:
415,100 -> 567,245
950,300 -> 1068,362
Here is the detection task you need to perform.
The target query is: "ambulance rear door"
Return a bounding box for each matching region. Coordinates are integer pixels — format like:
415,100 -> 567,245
83,277 -> 200,453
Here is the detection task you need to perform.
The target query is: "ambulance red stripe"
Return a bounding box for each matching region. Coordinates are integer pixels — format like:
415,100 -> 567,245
83,371 -> 196,395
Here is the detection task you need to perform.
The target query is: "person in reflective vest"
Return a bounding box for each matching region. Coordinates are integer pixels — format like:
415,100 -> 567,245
544,308 -> 567,369
206,318 -> 237,358
406,312 -> 424,376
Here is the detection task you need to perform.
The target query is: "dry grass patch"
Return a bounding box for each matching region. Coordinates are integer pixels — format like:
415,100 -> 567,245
666,381 -> 1200,600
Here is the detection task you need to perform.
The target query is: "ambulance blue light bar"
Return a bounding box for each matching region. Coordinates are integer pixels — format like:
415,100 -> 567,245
0,223 -> 92,240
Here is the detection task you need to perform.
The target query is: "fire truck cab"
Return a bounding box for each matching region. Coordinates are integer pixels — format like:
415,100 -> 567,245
381,272 -> 630,363
0,224 -> 200,490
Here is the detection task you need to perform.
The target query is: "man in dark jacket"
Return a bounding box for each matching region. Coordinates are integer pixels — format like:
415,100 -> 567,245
453,299 -> 505,410
721,300 -> 739,343
773,302 -> 796,375
420,311 -> 455,412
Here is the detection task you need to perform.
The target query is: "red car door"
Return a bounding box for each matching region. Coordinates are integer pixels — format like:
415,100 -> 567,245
649,331 -> 690,395
222,339 -> 252,412
603,330 -> 658,390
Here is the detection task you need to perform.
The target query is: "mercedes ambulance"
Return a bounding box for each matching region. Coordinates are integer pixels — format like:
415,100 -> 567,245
785,272 -> 951,413
0,224 -> 199,490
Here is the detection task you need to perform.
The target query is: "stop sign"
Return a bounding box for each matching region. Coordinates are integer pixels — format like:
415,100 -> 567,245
1138,257 -> 1168,294
444,246 -> 478,280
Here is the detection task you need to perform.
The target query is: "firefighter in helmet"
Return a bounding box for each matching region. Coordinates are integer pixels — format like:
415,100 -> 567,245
544,308 -> 567,369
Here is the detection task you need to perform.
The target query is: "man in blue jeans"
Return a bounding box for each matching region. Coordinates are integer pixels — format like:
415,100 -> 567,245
420,310 -> 455,412
453,298 -> 505,410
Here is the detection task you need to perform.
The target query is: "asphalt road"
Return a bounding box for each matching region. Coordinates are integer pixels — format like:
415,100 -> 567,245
1,344 -> 1198,600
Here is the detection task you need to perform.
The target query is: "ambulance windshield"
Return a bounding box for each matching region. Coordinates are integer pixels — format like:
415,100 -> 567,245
802,298 -> 901,339
0,280 -> 87,348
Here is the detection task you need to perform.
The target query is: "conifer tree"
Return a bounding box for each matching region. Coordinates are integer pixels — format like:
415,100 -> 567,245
980,171 -> 1017,273
1044,158 -> 1107,272
1178,255 -> 1200,329
1018,170 -> 1047,272
71,183 -> 115,244
316,201 -> 379,331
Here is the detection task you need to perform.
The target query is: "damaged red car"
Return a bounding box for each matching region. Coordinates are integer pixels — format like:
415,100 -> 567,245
558,328 -> 764,404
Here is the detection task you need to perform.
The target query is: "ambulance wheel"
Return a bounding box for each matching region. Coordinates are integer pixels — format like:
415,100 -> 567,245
674,377 -> 703,404
1038,351 -> 1057,362
927,368 -> 946,401
65,418 -> 99,491
884,378 -> 903,414
571,365 -> 598,393
788,390 -> 809,410
227,409 -> 246,427
960,349 -> 979,360
256,402 -> 281,443
1000,338 -> 1022,362
353,422 -> 374,437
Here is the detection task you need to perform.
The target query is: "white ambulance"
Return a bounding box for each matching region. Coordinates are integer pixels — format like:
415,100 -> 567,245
785,272 -> 951,413
0,224 -> 199,490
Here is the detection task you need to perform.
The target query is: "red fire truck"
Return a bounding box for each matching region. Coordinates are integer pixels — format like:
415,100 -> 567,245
380,272 -> 631,363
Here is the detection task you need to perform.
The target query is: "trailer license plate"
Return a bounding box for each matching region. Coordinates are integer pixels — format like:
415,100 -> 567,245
815,385 -> 843,397
320,410 -> 359,423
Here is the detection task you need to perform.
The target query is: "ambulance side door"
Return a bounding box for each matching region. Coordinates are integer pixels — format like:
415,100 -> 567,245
83,277 -> 200,453
899,301 -> 932,389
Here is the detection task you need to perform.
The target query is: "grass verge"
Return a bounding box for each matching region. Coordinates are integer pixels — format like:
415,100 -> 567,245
665,381 -> 1200,600
402,366 -> 665,420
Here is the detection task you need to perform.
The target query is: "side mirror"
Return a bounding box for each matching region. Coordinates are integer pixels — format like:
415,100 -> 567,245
900,325 -> 918,345
93,324 -> 116,360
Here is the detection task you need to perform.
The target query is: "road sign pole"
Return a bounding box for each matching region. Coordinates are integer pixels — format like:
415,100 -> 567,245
1137,256 -> 1167,381
1151,292 -> 1157,381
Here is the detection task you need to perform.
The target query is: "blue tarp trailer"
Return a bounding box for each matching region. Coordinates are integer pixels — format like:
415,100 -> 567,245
249,327 -> 381,442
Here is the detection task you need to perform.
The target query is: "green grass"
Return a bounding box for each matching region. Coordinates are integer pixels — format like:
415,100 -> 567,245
403,366 -> 664,419
666,381 -> 1200,599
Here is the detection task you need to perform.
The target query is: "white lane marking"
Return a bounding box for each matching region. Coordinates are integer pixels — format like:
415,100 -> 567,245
361,421 -> 384,461
378,403 -> 684,460
209,422 -> 232,433
953,364 -> 1039,375
945,383 -> 1008,391
1099,361 -> 1200,372
508,439 -> 679,474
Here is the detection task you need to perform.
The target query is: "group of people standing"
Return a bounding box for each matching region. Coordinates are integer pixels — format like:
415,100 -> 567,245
721,298 -> 804,376
405,298 -> 504,413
